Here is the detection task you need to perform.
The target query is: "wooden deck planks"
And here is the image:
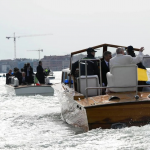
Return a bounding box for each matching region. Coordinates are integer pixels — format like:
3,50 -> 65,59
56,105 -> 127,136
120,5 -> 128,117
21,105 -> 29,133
75,92 -> 150,107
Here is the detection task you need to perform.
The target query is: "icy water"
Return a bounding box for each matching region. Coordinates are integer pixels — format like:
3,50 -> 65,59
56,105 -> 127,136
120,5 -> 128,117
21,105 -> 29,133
1,72 -> 150,150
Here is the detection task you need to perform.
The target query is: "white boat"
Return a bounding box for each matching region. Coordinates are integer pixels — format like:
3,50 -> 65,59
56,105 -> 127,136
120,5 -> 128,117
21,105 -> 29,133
6,84 -> 54,96
44,69 -> 55,79
6,76 -> 54,96
48,70 -> 55,79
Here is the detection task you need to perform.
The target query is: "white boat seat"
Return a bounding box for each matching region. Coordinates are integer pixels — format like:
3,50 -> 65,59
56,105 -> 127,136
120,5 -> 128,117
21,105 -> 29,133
107,65 -> 137,92
77,75 -> 100,97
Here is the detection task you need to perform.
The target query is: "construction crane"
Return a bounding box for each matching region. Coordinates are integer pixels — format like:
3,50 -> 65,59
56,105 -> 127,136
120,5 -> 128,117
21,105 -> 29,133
27,49 -> 43,60
6,32 -> 52,59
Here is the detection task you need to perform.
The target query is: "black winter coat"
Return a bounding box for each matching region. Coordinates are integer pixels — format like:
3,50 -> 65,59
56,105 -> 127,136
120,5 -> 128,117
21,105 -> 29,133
15,72 -> 22,85
24,66 -> 34,83
6,73 -> 12,84
101,60 -> 110,86
37,65 -> 45,84
71,54 -> 99,77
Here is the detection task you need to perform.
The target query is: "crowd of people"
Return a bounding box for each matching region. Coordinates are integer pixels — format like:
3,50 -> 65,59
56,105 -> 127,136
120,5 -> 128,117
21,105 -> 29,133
71,45 -> 145,93
6,61 -> 48,85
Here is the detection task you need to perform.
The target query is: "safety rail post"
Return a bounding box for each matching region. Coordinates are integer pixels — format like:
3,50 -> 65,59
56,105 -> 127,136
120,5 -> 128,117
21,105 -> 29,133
78,58 -> 102,98
79,59 -> 81,77
99,58 -> 102,95
85,60 -> 88,99
69,57 -> 72,88
135,66 -> 138,98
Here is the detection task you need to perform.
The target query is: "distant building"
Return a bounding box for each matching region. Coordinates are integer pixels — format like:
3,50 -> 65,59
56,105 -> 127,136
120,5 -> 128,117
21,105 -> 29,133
1,64 -> 11,72
0,59 -> 13,73
0,58 -> 38,73
0,54 -> 87,72
41,55 -> 70,71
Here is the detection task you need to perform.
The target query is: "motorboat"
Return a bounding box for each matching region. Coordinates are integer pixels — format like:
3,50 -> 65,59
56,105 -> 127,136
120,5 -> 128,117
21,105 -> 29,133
55,43 -> 150,132
47,70 -> 55,79
6,76 -> 54,96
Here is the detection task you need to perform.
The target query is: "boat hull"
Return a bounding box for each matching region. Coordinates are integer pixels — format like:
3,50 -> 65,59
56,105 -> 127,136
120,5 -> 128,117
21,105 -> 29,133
86,101 -> 150,129
57,90 -> 89,132
6,85 -> 54,96
58,88 -> 150,131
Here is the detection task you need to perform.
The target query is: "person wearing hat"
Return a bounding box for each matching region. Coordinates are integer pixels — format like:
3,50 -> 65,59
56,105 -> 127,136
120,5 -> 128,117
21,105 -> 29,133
71,47 -> 99,78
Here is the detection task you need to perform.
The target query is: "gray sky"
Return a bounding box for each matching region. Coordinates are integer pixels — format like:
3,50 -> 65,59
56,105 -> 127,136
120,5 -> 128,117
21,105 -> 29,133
0,0 -> 150,60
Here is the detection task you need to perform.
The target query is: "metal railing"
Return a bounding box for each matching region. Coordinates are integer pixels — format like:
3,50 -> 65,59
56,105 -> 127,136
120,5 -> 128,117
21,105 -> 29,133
73,57 -> 150,101
78,58 -> 102,96
78,59 -> 147,101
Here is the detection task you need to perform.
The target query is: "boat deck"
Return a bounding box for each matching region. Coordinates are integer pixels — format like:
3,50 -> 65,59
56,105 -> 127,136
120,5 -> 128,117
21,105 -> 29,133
75,92 -> 150,107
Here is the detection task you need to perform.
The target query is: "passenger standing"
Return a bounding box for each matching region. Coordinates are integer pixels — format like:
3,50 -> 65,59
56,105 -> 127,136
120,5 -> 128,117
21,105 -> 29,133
101,51 -> 112,86
22,72 -> 26,84
21,68 -> 26,84
71,48 -> 99,77
36,61 -> 45,84
24,63 -> 34,84
6,69 -> 12,84
14,68 -> 22,85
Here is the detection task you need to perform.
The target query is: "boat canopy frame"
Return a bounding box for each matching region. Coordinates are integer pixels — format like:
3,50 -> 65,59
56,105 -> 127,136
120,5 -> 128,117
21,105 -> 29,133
68,43 -> 141,88
70,43 -> 140,70
70,43 -> 140,57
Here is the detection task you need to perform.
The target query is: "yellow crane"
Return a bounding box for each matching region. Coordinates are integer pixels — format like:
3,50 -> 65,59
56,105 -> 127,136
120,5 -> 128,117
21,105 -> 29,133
27,49 -> 43,61
6,32 -> 52,59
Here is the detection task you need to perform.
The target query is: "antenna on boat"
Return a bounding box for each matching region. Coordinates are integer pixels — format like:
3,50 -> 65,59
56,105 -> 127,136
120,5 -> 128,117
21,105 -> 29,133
6,33 -> 52,59
27,49 -> 43,60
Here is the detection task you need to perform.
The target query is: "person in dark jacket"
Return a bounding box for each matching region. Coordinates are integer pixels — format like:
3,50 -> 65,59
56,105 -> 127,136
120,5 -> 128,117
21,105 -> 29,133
14,68 -> 22,85
127,46 -> 146,69
6,69 -> 12,84
36,61 -> 45,84
71,48 -> 99,77
101,51 -> 112,86
24,63 -> 34,84
127,45 -> 146,91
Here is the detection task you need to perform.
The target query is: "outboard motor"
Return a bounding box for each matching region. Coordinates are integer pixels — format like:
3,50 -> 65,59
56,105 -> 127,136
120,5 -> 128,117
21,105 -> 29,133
45,76 -> 50,85
10,76 -> 15,84
13,78 -> 19,87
